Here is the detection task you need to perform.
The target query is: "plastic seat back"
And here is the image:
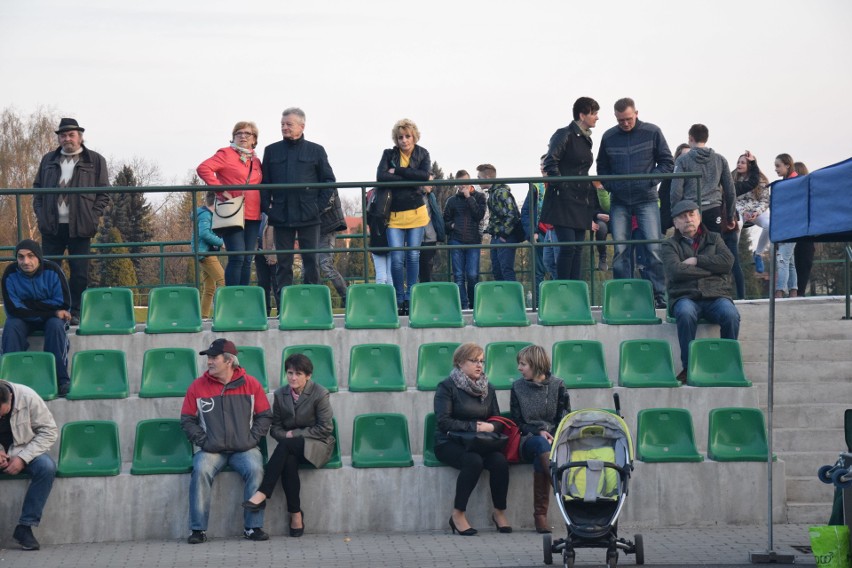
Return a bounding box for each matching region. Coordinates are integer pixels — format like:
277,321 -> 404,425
236,346 -> 268,391
348,344 -> 405,392
551,340 -> 612,389
687,339 -> 752,387
538,280 -> 595,325
0,352 -> 57,400
76,287 -> 136,335
423,412 -> 447,467
636,408 -> 703,462
344,283 -> 399,329
618,339 -> 679,388
416,342 -> 461,391
472,281 -> 530,327
145,287 -> 203,333
212,286 -> 268,331
139,348 -> 198,398
130,419 -> 193,475
484,341 -> 533,390
351,413 -> 413,468
408,282 -> 464,328
67,350 -> 129,400
56,421 -> 121,477
708,407 -> 769,461
278,284 -> 334,330
282,345 -> 337,393
602,279 -> 662,325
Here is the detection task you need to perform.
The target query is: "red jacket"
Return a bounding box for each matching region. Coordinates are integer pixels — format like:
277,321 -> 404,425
197,147 -> 263,221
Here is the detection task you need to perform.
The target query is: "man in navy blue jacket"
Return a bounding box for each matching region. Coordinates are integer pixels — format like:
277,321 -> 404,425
1,240 -> 72,397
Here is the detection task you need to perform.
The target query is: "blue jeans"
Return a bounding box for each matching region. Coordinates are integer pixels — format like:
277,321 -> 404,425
722,229 -> 745,300
371,253 -> 393,285
610,202 -> 666,300
18,453 -> 56,526
490,235 -> 517,281
221,220 -> 261,286
542,229 -> 559,278
189,448 -> 264,531
672,297 -> 741,371
450,241 -> 480,309
775,242 -> 797,294
1,317 -> 70,389
386,225 -> 425,304
521,435 -> 552,473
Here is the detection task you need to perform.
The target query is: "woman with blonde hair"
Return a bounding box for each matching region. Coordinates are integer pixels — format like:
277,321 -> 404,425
510,345 -> 566,533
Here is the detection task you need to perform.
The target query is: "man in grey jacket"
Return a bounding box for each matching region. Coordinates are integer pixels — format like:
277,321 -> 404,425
32,118 -> 110,325
670,124 -> 737,234
1,380 -> 59,550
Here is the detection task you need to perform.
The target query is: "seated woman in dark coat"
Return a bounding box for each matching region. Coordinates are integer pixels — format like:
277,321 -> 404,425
434,342 -> 511,536
243,354 -> 334,537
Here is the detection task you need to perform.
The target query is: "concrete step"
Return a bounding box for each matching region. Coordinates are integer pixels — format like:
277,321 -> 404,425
772,403 -> 852,430
773,382 -> 852,405
786,475 -> 839,503
779,451 -> 847,477
739,340 -> 852,363
774,428 -> 846,452
743,362 -> 852,384
787,502 -> 835,524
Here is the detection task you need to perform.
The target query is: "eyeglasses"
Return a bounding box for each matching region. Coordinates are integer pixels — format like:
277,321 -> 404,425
234,131 -> 255,137
467,359 -> 485,365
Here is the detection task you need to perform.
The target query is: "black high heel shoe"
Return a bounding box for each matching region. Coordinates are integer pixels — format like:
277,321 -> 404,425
448,516 -> 477,536
492,514 -> 512,533
242,499 -> 266,512
290,511 -> 304,537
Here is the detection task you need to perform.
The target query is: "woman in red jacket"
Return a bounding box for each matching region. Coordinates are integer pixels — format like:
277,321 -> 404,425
197,121 -> 263,286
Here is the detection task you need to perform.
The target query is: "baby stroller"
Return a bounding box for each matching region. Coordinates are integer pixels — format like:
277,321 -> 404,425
543,393 -> 643,567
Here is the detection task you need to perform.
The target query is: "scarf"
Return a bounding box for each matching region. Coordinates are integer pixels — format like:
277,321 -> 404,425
450,366 -> 489,401
230,142 -> 255,164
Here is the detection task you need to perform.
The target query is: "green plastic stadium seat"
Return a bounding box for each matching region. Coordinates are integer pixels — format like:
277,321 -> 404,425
67,350 -> 129,400
618,339 -> 679,388
635,408 -> 703,463
130,419 -> 193,475
212,286 -> 268,331
282,345 -> 337,393
408,282 -> 464,328
348,344 -> 405,392
56,421 -> 121,477
300,418 -> 342,469
278,284 -> 334,330
0,352 -> 57,401
423,412 -> 447,467
76,287 -> 136,335
551,340 -> 612,389
139,348 -> 198,398
708,407 -> 769,462
687,339 -> 752,387
538,280 -> 595,325
352,413 -> 413,468
416,342 -> 461,391
345,283 -> 400,329
145,287 -> 203,333
473,281 -> 530,327
484,341 -> 533,390
601,279 -> 662,325
236,346 -> 268,391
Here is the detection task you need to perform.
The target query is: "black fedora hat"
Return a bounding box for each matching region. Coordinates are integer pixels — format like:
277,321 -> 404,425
55,118 -> 85,134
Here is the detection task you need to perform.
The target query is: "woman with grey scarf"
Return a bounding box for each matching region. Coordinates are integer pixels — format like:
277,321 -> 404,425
434,343 -> 511,536
510,345 -> 566,534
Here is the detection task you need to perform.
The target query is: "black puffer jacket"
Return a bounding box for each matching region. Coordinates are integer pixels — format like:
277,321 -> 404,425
261,137 -> 335,227
320,188 -> 347,234
32,145 -> 111,238
443,189 -> 486,244
541,121 -> 597,230
433,376 -> 500,447
376,145 -> 430,212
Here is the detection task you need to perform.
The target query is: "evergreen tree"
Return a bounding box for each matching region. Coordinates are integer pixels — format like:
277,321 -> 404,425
111,165 -> 154,279
95,226 -> 138,291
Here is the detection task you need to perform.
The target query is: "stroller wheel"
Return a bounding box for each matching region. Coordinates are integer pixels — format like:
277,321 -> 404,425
832,468 -> 852,489
606,550 -> 618,567
543,534 -> 553,565
562,549 -> 575,568
634,534 -> 645,565
819,465 -> 836,484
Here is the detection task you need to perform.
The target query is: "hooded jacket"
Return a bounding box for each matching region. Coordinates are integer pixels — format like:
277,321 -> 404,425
444,189 -> 486,244
670,147 -> 737,222
661,225 -> 734,306
2,247 -> 71,323
191,206 -> 224,254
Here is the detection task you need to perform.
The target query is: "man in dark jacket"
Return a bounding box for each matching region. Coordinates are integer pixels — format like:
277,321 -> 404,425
597,98 -> 673,308
443,171 -> 486,308
661,200 -> 740,382
180,339 -> 272,544
1,239 -> 72,397
261,108 -> 335,289
318,188 -> 349,305
32,118 -> 110,324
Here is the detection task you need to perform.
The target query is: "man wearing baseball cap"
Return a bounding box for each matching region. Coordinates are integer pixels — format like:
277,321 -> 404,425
661,200 -> 740,383
180,338 -> 272,544
32,118 -> 110,325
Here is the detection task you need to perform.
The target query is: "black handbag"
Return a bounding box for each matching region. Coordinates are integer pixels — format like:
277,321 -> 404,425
447,431 -> 509,454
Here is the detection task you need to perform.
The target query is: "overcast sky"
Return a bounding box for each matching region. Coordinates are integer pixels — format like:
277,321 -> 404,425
2,0 -> 851,205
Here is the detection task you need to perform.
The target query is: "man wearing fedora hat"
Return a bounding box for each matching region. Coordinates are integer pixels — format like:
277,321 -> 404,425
32,118 -> 110,325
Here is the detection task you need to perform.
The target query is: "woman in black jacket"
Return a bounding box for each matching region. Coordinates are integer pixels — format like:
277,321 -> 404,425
541,97 -> 601,280
377,119 -> 431,315
434,343 -> 511,536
